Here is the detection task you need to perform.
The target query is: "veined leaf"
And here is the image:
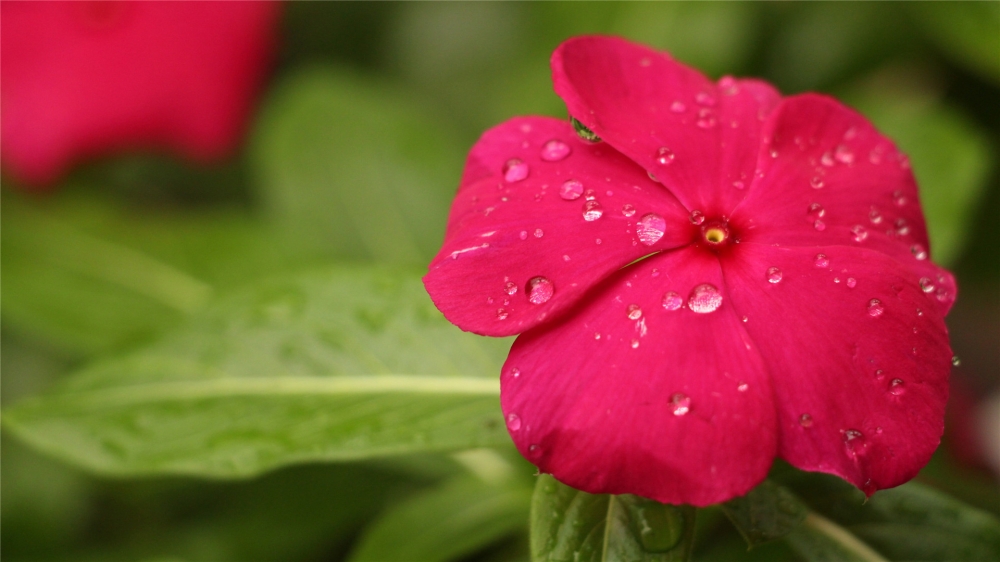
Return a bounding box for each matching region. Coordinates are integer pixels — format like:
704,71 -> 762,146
720,480 -> 807,547
530,475 -> 696,562
3,267 -> 513,477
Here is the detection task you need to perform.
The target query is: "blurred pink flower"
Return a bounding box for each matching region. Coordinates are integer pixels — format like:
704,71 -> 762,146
1,1 -> 280,186
424,36 -> 957,506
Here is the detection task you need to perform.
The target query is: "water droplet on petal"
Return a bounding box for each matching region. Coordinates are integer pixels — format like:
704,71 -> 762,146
919,277 -> 934,293
688,283 -> 723,314
821,151 -> 836,167
815,254 -> 830,268
533,228 -> 544,238
559,180 -> 584,200
869,207 -> 883,224
696,92 -> 717,106
526,277 -> 554,304
800,414 -> 813,428
868,298 -> 884,317
737,382 -> 749,392
662,291 -> 683,311
843,429 -> 865,455
911,244 -> 927,260
814,219 -> 827,231
582,200 -> 604,221
540,139 -> 571,162
503,158 -> 528,182
670,101 -> 686,113
807,202 -> 825,219
496,308 -> 508,320
505,281 -> 518,295
851,225 -> 868,242
637,213 -> 666,245
893,190 -> 907,207
655,147 -> 675,166
670,393 -> 691,416
952,355 -> 961,366
888,378 -> 906,396
631,339 -> 640,349
733,180 -> 745,190
810,177 -> 824,189
846,277 -> 857,288
696,108 -> 716,129
584,189 -> 597,201
834,144 -> 855,164
519,230 -> 528,240
894,218 -> 910,236
689,210 -> 705,225
506,413 -> 522,430
621,204 -> 636,217
626,304 -> 643,320
767,267 -> 783,284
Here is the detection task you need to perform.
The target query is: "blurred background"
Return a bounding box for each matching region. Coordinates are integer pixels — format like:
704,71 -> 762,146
2,2 -> 998,561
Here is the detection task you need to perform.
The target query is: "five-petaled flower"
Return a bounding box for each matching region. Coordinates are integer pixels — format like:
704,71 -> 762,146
1,1 -> 280,186
424,36 -> 957,506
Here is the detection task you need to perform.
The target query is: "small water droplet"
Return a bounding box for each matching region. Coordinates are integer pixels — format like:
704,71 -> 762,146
742,315 -> 748,323
911,244 -> 927,260
737,382 -> 749,392
696,108 -> 716,129
637,213 -> 666,245
952,355 -> 961,366
689,210 -> 705,225
595,238 -> 602,245
821,151 -> 836,167
621,204 -> 636,217
496,308 -> 508,320
696,92 -> 717,106
655,146 -> 675,166
810,176 -> 824,189
889,378 -> 906,396
526,277 -> 554,304
815,254 -> 830,268
894,218 -> 910,236
533,228 -> 544,238
893,190 -> 907,207
626,304 -> 643,320
767,267 -> 783,284
814,219 -> 827,231
846,277 -> 857,288
503,158 -> 529,182
511,367 -> 520,378
507,413 -> 522,430
504,281 -> 517,295
594,332 -> 601,340
733,180 -> 745,190
834,144 -> 855,164
807,202 -> 825,219
584,189 -> 597,201
770,148 -> 779,159
868,298 -> 884,317
670,100 -> 686,113
540,139 -> 571,162
800,414 -> 813,428
843,429 -> 865,455
670,393 -> 691,416
851,225 -> 868,242
630,339 -> 640,349
559,180 -> 583,200
582,200 -> 604,221
662,292 -> 683,311
919,277 -> 934,293
688,283 -> 723,314
869,207 -> 882,224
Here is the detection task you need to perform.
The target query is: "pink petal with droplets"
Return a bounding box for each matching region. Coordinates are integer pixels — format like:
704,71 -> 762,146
722,243 -> 951,495
425,117 -> 692,337
502,247 -> 776,506
551,35 -> 781,215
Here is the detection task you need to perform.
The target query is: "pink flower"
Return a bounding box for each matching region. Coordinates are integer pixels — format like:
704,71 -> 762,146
1,1 -> 280,186
424,36 -> 957,506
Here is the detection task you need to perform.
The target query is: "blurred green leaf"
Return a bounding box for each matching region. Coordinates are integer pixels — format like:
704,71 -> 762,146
3,267 -> 513,477
784,513 -> 889,562
252,66 -> 463,265
908,2 -> 1000,85
846,87 -> 993,265
720,480 -> 807,547
530,474 -> 696,562
348,474 -> 532,562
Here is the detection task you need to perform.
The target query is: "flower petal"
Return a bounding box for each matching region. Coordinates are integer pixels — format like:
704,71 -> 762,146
425,117 -> 692,337
501,247 -> 776,506
721,243 -> 952,495
551,35 -> 781,215
734,94 -> 956,313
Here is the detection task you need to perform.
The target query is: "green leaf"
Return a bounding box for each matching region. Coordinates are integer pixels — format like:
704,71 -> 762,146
908,2 -> 1000,84
785,513 -> 889,562
846,88 -> 992,265
719,480 -> 807,547
348,474 -> 533,562
251,66 -> 463,265
3,267 -> 513,477
530,474 -> 696,562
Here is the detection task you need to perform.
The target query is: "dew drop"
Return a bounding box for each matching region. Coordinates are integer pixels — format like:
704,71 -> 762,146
506,413 -> 522,431
893,190 -> 907,207
919,277 -> 934,293
696,108 -> 717,129
621,204 -> 636,217
670,101 -> 686,113
800,414 -> 813,428
952,355 -> 961,366
582,200 -> 604,221
519,230 -> 528,240
911,244 -> 927,260
696,92 -> 717,106
733,180 -> 745,190
894,218 -> 910,236
504,281 -> 518,295
655,146 -> 675,166
815,254 -> 830,268
843,429 -> 865,454
689,210 -> 705,225
510,367 -> 520,378
637,213 -> 667,245
868,299 -> 884,317
661,291 -> 683,311
626,304 -> 643,320
496,308 -> 508,320
631,339 -> 640,349
584,189 -> 597,201
846,277 -> 857,288
888,378 -> 906,396
688,283 -> 723,314
559,180 -> 583,200
533,228 -> 544,238
821,151 -> 836,167
670,393 -> 691,416
810,176 -> 825,189
834,144 -> 855,164
851,225 -> 868,242
503,158 -> 529,182
540,139 -> 571,162
737,382 -> 749,392
526,277 -> 554,304
767,267 -> 783,284
807,202 -> 825,219
869,207 -> 883,224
